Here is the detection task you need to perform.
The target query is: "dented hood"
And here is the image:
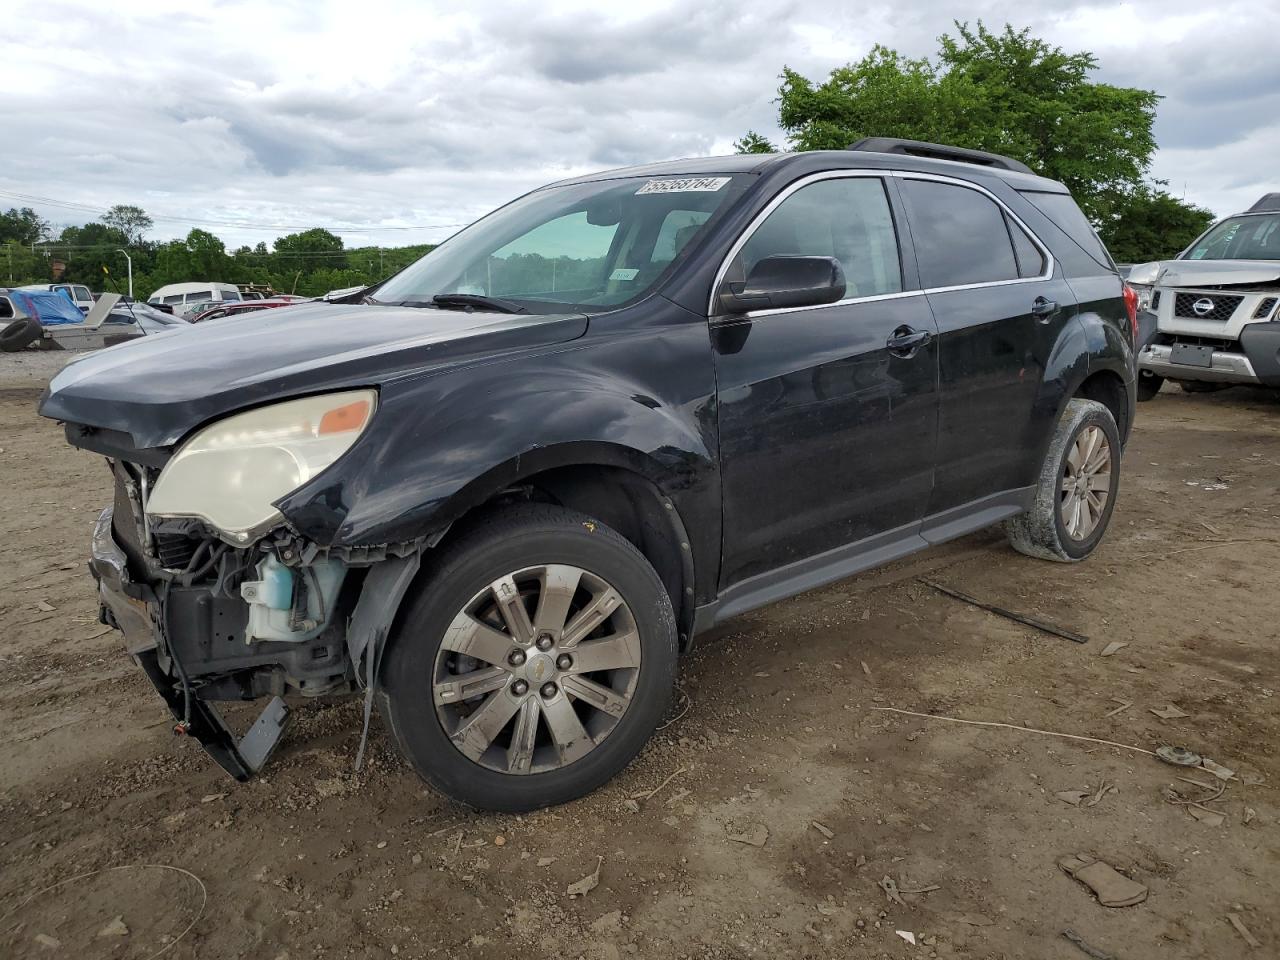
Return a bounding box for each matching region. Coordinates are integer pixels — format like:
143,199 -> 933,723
39,301 -> 587,448
1159,259 -> 1280,288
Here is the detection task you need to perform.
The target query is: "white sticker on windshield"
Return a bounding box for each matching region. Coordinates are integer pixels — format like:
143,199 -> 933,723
609,268 -> 639,281
636,177 -> 731,195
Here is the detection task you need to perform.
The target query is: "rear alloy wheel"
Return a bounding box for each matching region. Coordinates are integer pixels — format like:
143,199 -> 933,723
1005,398 -> 1121,562
380,504 -> 677,811
1059,424 -> 1112,541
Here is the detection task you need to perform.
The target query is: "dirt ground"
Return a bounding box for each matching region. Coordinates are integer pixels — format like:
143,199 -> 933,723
1,358 -> 1277,960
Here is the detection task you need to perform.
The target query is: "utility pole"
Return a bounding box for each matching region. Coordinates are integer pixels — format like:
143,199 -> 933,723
115,249 -> 133,298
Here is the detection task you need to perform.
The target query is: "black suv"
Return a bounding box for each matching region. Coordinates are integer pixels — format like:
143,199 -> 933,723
40,139 -> 1136,811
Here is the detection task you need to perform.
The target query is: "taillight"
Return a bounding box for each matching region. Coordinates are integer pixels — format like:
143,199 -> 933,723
1122,284 -> 1139,339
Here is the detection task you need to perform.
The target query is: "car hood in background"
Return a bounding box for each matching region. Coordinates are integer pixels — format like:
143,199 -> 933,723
39,302 -> 588,448
1161,259 -> 1280,288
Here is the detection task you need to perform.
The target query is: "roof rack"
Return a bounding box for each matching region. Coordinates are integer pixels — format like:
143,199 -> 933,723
847,137 -> 1034,175
1247,193 -> 1280,213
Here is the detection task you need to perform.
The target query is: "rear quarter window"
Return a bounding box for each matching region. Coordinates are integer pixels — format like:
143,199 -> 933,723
1020,191 -> 1114,271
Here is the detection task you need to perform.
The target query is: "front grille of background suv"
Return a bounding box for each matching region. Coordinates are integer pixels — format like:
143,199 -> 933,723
1173,292 -> 1243,322
1254,297 -> 1278,319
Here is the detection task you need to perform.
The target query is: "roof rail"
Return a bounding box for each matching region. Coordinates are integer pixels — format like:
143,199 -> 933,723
1247,193 -> 1280,213
847,137 -> 1034,175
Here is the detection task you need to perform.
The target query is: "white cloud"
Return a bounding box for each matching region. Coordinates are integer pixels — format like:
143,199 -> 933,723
2,0 -> 1274,249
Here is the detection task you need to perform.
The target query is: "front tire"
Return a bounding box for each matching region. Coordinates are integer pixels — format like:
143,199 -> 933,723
379,504 -> 677,812
1136,370 -> 1164,401
1177,380 -> 1230,394
1005,399 -> 1121,563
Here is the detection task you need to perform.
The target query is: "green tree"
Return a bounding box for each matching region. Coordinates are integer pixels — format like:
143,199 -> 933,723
0,207 -> 50,246
274,228 -> 345,273
101,204 -> 154,244
1098,186 -> 1214,263
2,241 -> 43,283
734,131 -> 777,154
760,22 -> 1161,222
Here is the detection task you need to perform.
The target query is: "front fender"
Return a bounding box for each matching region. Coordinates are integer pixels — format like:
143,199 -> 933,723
277,312 -> 720,584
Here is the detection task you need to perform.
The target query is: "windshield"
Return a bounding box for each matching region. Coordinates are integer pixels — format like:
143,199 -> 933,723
372,174 -> 748,312
1185,214 -> 1280,261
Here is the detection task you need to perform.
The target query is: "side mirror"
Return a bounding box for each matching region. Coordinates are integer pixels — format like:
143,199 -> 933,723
719,256 -> 846,314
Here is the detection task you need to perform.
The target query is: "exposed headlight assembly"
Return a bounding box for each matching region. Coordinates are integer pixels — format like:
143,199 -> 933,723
147,390 -> 376,544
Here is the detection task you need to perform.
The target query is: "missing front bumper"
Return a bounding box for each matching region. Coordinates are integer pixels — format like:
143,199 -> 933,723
91,506 -> 292,781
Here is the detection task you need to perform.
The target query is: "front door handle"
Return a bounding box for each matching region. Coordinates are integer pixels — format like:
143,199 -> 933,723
1031,296 -> 1059,320
886,325 -> 933,357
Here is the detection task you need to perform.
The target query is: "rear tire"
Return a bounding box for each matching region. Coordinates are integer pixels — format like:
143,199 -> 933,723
1136,370 -> 1164,402
1005,399 -> 1121,563
379,504 -> 677,812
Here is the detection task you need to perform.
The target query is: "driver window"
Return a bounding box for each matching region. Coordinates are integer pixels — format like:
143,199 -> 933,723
740,178 -> 902,299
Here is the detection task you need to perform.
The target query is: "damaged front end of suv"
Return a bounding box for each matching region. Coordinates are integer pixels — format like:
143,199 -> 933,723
75,389 -> 427,778
38,295 -> 593,782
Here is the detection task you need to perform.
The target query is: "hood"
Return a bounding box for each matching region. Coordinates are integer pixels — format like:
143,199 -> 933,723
39,301 -> 588,448
1158,259 -> 1280,288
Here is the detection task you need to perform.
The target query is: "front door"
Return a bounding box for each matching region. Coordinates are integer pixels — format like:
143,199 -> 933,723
713,174 -> 939,589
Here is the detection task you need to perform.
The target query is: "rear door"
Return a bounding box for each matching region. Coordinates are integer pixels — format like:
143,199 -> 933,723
713,173 -> 939,588
898,175 -> 1077,515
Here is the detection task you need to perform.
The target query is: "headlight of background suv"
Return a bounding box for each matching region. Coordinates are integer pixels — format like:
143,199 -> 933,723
1129,283 -> 1154,311
147,390 -> 377,543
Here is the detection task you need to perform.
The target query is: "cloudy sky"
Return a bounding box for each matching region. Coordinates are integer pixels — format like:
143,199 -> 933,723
5,0 -> 1278,249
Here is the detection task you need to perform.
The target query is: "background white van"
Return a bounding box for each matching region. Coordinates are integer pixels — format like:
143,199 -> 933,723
147,281 -> 242,317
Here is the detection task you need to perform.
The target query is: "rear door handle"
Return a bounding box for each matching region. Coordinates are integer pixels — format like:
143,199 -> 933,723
886,325 -> 933,357
1031,296 -> 1059,320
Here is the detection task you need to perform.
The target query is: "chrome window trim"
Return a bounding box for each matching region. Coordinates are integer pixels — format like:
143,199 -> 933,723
708,168 -> 1056,319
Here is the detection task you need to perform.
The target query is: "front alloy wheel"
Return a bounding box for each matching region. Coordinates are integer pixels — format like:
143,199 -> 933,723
433,564 -> 642,775
380,504 -> 677,812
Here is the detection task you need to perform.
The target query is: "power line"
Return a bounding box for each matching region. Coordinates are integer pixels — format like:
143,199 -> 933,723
0,189 -> 472,234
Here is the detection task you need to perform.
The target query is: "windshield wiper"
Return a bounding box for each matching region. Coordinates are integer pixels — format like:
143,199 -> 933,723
429,293 -> 527,314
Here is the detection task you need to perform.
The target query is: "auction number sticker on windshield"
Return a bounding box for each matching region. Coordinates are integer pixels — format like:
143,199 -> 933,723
636,177 -> 731,195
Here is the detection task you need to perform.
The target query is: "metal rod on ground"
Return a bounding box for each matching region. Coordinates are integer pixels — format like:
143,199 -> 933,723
919,578 -> 1088,644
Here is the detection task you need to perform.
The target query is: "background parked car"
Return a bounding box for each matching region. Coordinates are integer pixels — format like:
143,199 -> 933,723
190,298 -> 303,322
147,281 -> 243,316
1131,192 -> 1280,398
104,300 -> 193,335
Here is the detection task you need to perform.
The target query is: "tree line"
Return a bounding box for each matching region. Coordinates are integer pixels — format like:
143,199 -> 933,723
1,204 -> 435,300
734,22 -> 1216,263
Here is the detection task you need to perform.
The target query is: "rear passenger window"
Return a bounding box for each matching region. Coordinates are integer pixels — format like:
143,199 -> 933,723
185,291 -> 213,303
1007,215 -> 1046,278
740,177 -> 902,298
902,179 -> 1018,288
